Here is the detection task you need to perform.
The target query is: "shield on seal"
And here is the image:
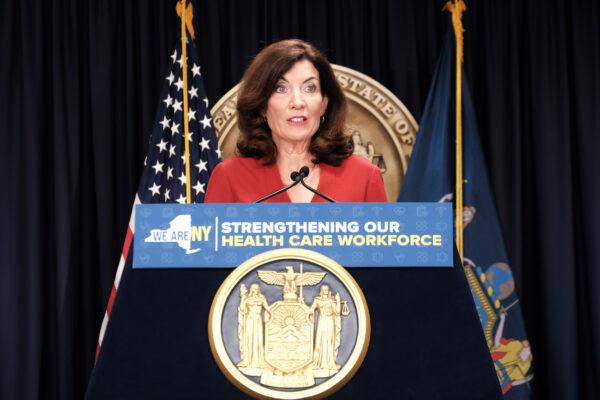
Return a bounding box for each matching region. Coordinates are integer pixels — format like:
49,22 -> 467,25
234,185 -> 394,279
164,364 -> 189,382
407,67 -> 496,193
264,301 -> 313,373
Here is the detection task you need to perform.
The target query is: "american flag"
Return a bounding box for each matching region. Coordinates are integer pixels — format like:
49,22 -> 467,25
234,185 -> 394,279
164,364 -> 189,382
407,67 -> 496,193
94,35 -> 221,360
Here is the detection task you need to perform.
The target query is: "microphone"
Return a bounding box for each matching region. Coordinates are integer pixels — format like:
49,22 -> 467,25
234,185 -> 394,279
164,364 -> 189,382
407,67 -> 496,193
254,169 -> 303,203
254,166 -> 336,203
290,166 -> 309,183
297,166 -> 336,203
298,166 -> 309,179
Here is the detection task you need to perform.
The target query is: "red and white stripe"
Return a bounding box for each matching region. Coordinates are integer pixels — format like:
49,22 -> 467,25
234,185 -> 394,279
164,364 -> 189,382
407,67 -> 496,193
95,195 -> 141,362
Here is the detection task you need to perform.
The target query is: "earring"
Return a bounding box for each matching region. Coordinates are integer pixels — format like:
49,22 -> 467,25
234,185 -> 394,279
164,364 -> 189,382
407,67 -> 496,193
320,115 -> 325,124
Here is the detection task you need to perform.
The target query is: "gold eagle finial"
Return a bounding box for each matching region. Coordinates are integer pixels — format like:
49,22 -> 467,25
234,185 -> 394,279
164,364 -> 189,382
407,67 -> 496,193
257,266 -> 326,301
443,0 -> 466,62
176,0 -> 195,40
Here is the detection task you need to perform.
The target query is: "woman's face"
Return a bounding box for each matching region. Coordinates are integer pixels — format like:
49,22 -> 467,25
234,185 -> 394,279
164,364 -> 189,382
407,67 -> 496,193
265,59 -> 329,148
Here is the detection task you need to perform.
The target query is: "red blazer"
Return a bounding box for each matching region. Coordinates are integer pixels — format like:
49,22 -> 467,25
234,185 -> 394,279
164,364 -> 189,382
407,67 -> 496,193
204,155 -> 388,203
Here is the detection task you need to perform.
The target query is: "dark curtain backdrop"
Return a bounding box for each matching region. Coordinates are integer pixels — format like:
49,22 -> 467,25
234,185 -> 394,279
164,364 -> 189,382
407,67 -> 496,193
1,0 -> 598,399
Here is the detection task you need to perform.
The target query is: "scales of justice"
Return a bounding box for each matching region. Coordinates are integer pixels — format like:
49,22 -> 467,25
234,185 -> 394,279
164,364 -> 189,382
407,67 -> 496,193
236,264 -> 351,388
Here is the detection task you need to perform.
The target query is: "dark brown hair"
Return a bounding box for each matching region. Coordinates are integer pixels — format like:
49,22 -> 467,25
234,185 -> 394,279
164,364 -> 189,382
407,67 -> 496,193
236,39 -> 353,166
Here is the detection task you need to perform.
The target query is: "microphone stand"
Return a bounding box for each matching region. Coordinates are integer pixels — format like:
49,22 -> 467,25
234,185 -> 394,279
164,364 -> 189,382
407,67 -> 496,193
254,166 -> 336,203
254,171 -> 303,203
297,166 -> 336,203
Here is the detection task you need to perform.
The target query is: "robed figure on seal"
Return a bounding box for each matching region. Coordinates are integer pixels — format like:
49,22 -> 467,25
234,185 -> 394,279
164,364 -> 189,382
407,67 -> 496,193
237,284 -> 269,375
310,285 -> 342,376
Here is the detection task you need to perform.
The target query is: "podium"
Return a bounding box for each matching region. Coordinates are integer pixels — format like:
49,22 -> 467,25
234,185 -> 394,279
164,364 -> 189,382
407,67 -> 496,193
86,204 -> 502,399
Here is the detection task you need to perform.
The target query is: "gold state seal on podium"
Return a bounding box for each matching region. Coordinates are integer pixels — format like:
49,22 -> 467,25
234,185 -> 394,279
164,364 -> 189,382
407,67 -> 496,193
208,249 -> 370,400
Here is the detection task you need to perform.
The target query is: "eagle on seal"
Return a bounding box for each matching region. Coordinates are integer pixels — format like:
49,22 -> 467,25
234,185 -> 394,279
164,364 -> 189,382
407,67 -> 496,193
257,266 -> 325,301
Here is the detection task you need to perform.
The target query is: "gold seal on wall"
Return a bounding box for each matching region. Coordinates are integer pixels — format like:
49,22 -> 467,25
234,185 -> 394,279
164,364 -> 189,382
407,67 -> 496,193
208,249 -> 370,400
211,65 -> 418,201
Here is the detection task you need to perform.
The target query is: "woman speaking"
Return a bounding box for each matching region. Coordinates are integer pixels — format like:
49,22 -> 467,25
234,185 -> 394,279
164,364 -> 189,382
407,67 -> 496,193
205,39 -> 387,203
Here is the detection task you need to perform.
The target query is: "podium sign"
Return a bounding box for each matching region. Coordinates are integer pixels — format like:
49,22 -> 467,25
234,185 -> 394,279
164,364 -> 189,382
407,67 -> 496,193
133,202 -> 453,268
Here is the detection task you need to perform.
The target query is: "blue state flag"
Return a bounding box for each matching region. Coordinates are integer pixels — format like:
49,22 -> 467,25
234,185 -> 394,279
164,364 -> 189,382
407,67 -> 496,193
399,27 -> 534,398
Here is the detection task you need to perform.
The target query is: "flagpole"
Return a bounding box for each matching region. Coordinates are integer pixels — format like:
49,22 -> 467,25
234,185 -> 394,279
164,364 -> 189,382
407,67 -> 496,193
178,0 -> 192,203
445,0 -> 466,259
